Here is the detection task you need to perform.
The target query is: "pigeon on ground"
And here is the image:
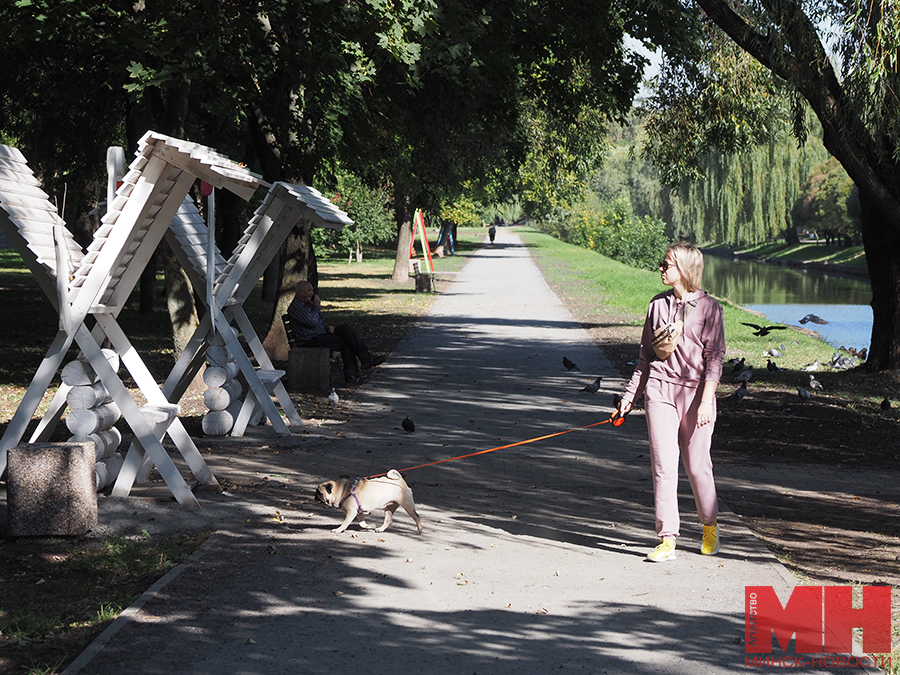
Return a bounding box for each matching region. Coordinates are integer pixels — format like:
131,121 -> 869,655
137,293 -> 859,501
808,374 -> 824,393
764,348 -> 782,358
728,381 -> 748,402
581,377 -> 602,393
563,356 -> 580,371
731,357 -> 746,373
799,313 -> 828,325
734,366 -> 754,383
803,360 -> 820,372
830,352 -> 857,370
797,387 -> 814,402
742,322 -> 788,337
881,398 -> 891,413
402,416 -> 415,433
327,388 -> 339,407
766,359 -> 783,373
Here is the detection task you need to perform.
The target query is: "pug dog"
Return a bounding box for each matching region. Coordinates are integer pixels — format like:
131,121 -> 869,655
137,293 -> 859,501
315,469 -> 423,534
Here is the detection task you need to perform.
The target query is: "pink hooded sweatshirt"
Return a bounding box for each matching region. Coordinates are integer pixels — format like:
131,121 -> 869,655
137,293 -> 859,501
623,289 -> 726,405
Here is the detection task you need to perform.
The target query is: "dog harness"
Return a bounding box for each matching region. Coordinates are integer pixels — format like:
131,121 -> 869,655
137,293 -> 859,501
338,478 -> 364,513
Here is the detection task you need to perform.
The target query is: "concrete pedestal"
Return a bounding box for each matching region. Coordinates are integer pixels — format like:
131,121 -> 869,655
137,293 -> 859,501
7,442 -> 97,536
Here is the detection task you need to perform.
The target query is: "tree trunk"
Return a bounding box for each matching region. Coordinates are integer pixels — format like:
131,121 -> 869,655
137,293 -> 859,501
261,258 -> 280,302
138,253 -> 157,313
858,191 -> 900,371
160,240 -> 205,394
391,195 -> 413,283
262,221 -> 317,362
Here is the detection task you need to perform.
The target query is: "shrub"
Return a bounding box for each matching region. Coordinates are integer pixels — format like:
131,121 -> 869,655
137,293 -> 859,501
537,195 -> 669,270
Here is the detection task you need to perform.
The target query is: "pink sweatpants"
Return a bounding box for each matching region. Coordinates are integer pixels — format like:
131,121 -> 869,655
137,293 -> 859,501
644,378 -> 719,539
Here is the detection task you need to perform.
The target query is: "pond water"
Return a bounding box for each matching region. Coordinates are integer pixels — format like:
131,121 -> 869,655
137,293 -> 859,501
701,254 -> 873,352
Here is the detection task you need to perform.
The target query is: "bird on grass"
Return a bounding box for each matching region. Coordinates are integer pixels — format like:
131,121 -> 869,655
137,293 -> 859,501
563,356 -> 580,371
764,347 -> 783,358
581,377 -> 602,394
800,313 -> 828,325
830,352 -> 857,370
402,416 -> 415,433
808,374 -> 824,393
742,322 -> 788,337
803,360 -> 821,372
766,359 -> 783,373
727,381 -> 747,402
881,398 -> 891,413
734,366 -> 754,383
731,357 -> 746,373
327,388 -> 339,407
797,387 -> 814,402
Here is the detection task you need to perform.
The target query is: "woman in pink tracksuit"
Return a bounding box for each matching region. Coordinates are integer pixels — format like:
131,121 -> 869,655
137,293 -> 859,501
617,242 -> 726,562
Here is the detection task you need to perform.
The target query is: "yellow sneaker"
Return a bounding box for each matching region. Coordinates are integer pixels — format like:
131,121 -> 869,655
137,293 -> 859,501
701,523 -> 720,555
646,537 -> 676,562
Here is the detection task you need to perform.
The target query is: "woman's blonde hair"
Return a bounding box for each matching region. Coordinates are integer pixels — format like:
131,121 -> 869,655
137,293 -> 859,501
669,242 -> 704,292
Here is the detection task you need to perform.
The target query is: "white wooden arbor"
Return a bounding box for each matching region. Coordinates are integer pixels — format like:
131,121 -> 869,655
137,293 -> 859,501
0,132 -> 265,508
161,181 -> 352,438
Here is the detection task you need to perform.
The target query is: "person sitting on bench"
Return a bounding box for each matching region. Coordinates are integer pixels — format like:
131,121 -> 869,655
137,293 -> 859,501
287,280 -> 384,383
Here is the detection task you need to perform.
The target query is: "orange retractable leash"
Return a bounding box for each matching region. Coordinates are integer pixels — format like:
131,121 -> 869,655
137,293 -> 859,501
367,410 -> 628,479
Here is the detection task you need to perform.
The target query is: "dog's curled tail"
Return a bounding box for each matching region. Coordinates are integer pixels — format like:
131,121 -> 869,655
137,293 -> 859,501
386,469 -> 402,480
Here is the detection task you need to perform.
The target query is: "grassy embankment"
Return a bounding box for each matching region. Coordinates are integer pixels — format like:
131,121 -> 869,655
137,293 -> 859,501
703,240 -> 867,270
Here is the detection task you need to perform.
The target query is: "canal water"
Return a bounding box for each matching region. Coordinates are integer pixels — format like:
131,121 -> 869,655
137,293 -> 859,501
701,254 -> 873,353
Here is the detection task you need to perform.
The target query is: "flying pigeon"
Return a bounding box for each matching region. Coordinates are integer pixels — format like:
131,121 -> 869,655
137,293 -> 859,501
808,374 -> 824,393
563,356 -> 580,371
797,387 -> 814,402
734,366 -> 754,383
402,416 -> 415,433
581,377 -> 602,393
327,388 -> 339,407
742,322 -> 788,337
799,314 -> 828,325
728,381 -> 748,402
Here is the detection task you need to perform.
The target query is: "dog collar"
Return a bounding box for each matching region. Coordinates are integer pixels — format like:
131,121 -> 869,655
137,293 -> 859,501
339,479 -> 364,514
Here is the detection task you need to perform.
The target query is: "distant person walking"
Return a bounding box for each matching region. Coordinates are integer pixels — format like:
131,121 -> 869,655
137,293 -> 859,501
488,223 -> 497,243
616,242 -> 726,562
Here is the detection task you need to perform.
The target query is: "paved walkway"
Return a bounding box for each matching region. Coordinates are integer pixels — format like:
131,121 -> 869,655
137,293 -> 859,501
59,228 -> 891,674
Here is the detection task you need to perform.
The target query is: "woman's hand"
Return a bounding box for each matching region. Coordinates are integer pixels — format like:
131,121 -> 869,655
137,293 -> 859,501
617,398 -> 633,418
697,400 -> 713,427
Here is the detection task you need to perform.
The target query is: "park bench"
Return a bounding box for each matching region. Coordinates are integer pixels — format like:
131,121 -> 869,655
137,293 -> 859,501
281,313 -> 345,393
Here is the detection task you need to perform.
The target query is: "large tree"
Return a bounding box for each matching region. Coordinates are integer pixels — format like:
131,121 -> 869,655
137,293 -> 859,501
642,1 -> 900,371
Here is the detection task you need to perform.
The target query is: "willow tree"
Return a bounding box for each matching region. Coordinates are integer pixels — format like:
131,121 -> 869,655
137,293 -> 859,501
642,2 -> 900,371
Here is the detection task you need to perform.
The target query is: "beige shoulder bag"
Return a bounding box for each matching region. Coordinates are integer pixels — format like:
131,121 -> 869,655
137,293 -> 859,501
650,297 -> 698,360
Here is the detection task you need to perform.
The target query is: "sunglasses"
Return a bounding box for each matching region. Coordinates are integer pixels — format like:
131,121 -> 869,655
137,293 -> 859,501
659,260 -> 678,271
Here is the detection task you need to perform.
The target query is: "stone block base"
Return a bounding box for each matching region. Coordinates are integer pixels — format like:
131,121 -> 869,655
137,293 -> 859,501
7,442 -> 97,536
